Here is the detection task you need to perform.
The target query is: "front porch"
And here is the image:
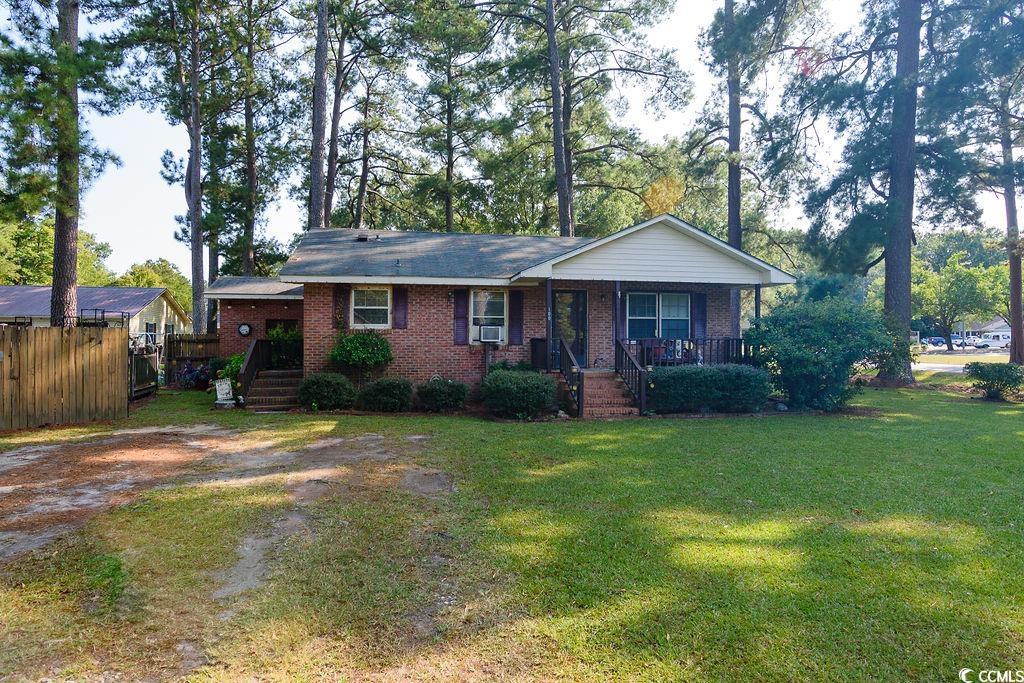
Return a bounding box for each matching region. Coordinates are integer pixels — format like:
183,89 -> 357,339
541,279 -> 760,417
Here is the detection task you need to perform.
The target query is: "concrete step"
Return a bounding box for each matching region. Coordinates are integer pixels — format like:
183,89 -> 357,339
584,406 -> 639,418
251,377 -> 302,388
247,394 -> 299,406
248,386 -> 299,398
585,396 -> 634,407
257,369 -> 303,379
246,403 -> 298,412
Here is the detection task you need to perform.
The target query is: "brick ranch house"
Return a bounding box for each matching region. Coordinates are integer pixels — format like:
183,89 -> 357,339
206,214 -> 794,416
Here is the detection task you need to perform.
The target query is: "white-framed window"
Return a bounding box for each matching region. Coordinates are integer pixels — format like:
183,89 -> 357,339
660,293 -> 690,338
626,293 -> 657,339
626,292 -> 691,339
351,286 -> 391,329
471,289 -> 507,343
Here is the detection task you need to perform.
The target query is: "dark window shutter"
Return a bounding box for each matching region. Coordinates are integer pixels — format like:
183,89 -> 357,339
332,285 -> 350,330
691,292 -> 707,339
453,289 -> 469,345
508,290 -> 524,345
393,287 -> 408,329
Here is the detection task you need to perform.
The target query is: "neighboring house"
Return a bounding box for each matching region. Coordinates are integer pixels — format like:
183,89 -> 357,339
207,215 -> 794,414
0,285 -> 191,345
976,318 -> 1011,337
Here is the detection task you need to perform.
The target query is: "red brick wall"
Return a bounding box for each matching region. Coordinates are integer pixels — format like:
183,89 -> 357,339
301,281 -> 733,386
217,298 -> 303,357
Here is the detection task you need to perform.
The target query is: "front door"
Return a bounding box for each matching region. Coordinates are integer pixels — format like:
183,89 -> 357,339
552,290 -> 588,367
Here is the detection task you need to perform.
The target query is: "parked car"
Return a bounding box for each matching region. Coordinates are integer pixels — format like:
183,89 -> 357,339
974,332 -> 1012,349
925,336 -> 946,346
949,335 -> 967,348
965,335 -> 983,346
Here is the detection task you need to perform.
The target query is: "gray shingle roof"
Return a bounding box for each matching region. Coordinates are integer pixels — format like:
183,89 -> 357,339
205,276 -> 304,298
0,286 -> 169,319
279,229 -> 595,280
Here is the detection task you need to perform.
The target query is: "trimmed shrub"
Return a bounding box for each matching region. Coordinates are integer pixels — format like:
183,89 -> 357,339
208,357 -> 229,376
744,298 -> 898,412
648,364 -> 771,414
220,353 -> 245,386
481,369 -> 556,419
357,378 -> 413,412
297,373 -> 357,410
488,359 -> 535,373
416,377 -> 469,413
965,362 -> 1024,400
329,331 -> 393,374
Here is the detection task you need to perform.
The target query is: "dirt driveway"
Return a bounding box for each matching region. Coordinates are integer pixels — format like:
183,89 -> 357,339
0,426 -> 440,566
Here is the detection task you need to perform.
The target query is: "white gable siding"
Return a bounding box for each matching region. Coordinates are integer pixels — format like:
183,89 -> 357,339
129,294 -> 190,341
550,222 -> 766,283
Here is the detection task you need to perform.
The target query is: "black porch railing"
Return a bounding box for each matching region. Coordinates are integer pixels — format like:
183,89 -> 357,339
626,337 -> 754,367
238,338 -> 304,398
558,338 -> 585,418
615,339 -> 647,414
238,340 -> 272,398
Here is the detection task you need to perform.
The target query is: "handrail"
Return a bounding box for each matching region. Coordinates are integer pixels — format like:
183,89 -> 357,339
238,339 -> 272,398
558,338 -> 585,418
628,337 -> 753,367
615,338 -> 647,414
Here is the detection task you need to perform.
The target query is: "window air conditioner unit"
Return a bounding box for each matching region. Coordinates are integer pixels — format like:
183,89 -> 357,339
479,325 -> 503,343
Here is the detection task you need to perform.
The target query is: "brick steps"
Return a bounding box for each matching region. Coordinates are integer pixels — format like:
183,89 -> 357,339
555,370 -> 638,419
245,369 -> 302,411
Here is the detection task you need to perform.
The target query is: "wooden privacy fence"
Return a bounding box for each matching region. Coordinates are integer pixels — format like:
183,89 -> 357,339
0,326 -> 128,431
164,333 -> 220,383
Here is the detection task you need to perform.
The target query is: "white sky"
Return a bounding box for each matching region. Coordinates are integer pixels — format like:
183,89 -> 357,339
18,0 -> 1011,274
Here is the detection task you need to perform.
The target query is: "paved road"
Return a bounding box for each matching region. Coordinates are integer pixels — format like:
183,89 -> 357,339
914,363 -> 966,374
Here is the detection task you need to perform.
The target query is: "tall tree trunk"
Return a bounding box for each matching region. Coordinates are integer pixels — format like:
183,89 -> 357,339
51,0 -> 79,327
879,0 -> 921,383
242,0 -> 257,274
545,0 -> 573,236
444,58 -> 455,232
725,0 -> 742,337
324,27 -> 348,224
187,3 -> 206,333
307,0 -> 328,230
999,102 -> 1024,365
562,75 -> 575,227
353,84 -> 372,231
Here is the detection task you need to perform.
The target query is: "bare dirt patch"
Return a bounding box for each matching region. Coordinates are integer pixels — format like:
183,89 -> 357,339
0,427 -> 243,562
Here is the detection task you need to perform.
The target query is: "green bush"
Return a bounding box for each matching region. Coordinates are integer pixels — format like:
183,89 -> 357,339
357,378 -> 413,412
648,364 -> 771,414
297,373 -> 357,410
416,377 -> 469,413
220,353 -> 245,386
330,331 -> 393,374
744,298 -> 898,412
965,362 -> 1024,400
481,369 -> 556,419
488,359 -> 535,373
208,357 -> 229,376
267,324 -> 302,342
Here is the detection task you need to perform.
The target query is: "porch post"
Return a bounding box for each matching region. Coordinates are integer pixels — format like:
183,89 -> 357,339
613,280 -> 621,343
754,284 -> 762,321
545,278 -> 553,371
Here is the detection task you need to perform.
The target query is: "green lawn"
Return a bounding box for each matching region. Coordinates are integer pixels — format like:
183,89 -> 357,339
2,386 -> 1023,680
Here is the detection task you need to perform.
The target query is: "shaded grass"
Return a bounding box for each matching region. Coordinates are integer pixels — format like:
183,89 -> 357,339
2,387 -> 1024,679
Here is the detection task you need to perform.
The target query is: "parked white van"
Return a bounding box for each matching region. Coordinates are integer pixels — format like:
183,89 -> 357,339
973,332 -> 1012,349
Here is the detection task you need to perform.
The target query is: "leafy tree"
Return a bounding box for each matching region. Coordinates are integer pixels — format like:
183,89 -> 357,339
911,253 -> 990,350
1,0 -> 121,323
0,220 -> 113,286
983,263 -> 1012,327
915,228 -> 1007,270
924,0 -> 1024,363
703,0 -> 815,332
114,258 -> 193,313
791,0 -> 980,382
